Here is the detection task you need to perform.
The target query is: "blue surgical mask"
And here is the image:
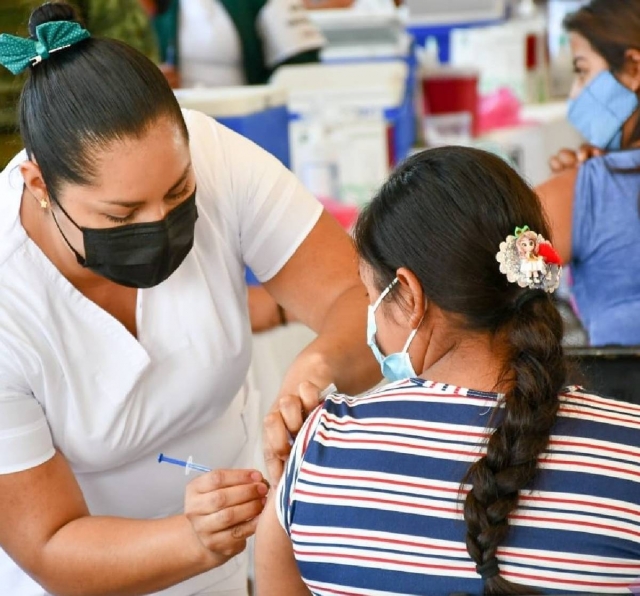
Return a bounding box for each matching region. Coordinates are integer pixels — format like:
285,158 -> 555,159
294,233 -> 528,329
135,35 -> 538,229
568,70 -> 639,150
367,278 -> 421,382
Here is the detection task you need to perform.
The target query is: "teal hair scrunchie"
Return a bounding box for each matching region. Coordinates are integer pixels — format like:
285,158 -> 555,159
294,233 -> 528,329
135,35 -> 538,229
0,21 -> 90,75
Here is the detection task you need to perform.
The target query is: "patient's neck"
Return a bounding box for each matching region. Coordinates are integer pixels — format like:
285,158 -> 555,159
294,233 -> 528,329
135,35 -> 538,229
415,317 -> 510,394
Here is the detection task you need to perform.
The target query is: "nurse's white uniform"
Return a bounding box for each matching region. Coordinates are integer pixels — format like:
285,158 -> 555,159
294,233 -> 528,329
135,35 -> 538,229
0,109 -> 322,595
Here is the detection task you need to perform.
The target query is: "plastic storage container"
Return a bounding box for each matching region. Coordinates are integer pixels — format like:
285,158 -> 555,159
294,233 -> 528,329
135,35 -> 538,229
406,0 -> 507,63
271,62 -> 413,167
308,9 -> 411,62
308,8 -> 417,136
174,86 -> 290,168
421,67 -> 479,141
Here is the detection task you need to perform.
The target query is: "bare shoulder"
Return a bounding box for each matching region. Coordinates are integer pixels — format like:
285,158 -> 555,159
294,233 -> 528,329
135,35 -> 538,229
535,167 -> 579,205
534,168 -> 580,264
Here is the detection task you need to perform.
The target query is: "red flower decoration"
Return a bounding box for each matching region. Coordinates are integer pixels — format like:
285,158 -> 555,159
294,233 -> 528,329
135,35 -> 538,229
537,242 -> 562,265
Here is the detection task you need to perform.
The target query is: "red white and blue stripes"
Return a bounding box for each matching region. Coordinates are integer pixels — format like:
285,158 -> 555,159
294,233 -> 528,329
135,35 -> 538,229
277,379 -> 640,595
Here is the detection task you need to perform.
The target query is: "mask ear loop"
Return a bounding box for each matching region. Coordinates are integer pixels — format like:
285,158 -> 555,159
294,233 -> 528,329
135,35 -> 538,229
49,208 -> 86,265
401,309 -> 426,353
372,277 -> 399,311
46,195 -> 87,265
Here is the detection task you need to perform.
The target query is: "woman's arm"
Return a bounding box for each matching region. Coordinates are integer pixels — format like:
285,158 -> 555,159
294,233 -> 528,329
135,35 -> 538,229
534,167 -> 579,264
263,210 -> 379,397
194,115 -> 379,480
260,212 -> 379,482
248,285 -> 296,333
0,452 -> 267,596
254,493 -> 311,596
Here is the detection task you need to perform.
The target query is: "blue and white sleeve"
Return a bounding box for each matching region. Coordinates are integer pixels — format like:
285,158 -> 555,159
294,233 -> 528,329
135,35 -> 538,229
276,405 -> 325,536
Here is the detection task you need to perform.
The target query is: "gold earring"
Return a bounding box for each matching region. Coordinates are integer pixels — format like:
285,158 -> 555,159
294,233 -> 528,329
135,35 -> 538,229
39,198 -> 49,209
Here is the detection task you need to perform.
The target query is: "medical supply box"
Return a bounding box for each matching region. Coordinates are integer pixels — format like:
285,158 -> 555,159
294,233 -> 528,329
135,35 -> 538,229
174,85 -> 291,168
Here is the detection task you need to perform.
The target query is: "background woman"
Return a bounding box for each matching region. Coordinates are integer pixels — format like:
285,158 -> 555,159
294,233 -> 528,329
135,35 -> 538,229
536,0 -> 640,347
149,0 -> 325,89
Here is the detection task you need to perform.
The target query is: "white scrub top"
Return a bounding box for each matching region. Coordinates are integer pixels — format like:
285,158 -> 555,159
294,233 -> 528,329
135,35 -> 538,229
179,0 -> 325,88
0,109 -> 322,596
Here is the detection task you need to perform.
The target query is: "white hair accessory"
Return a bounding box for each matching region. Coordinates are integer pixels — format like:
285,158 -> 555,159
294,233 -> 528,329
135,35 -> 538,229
496,226 -> 562,292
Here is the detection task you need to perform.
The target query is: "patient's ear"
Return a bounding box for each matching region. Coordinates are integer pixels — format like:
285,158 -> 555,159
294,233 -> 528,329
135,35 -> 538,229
395,267 -> 426,328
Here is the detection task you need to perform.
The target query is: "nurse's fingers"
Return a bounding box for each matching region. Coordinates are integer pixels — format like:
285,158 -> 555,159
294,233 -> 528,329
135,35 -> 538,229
263,411 -> 290,484
297,381 -> 325,415
194,498 -> 266,538
191,469 -> 266,493
192,511 -> 260,558
278,394 -> 305,438
187,481 -> 268,516
264,410 -> 293,454
198,518 -> 260,558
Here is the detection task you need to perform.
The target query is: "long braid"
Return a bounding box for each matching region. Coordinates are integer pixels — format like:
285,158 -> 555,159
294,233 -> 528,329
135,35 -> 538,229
463,294 -> 566,594
353,145 -> 568,593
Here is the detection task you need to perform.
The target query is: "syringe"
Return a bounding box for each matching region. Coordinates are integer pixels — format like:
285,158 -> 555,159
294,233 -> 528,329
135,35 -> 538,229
157,453 -> 271,489
159,384 -> 338,472
157,453 -> 211,475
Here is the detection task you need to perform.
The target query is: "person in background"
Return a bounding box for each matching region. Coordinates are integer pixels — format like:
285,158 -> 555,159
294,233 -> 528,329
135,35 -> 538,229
0,3 -> 379,595
536,0 -> 640,346
255,146 -> 640,596
147,0 -> 325,89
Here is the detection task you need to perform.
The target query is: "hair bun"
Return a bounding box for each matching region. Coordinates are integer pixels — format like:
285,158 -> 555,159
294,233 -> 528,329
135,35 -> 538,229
28,2 -> 82,39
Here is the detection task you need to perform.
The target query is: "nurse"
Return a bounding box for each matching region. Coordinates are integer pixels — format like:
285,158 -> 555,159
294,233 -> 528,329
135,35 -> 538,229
536,0 -> 640,346
0,3 -> 377,595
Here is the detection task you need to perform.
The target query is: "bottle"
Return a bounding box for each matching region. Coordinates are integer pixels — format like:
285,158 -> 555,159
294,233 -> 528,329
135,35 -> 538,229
551,33 -> 573,98
418,36 -> 440,72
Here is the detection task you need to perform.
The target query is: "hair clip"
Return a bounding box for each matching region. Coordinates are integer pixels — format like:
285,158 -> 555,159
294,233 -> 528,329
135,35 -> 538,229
496,226 -> 562,292
0,22 -> 90,75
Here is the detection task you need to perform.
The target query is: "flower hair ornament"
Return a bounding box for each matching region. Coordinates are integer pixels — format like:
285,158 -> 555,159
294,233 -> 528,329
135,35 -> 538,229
496,226 -> 562,292
0,21 -> 90,75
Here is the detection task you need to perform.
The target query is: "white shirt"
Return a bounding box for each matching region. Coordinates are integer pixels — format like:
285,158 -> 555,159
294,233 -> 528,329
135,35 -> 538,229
0,109 -> 322,596
179,0 -> 325,88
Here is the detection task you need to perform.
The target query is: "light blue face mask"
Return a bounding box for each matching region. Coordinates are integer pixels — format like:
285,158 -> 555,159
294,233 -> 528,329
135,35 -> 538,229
367,278 -> 421,382
568,70 -> 639,150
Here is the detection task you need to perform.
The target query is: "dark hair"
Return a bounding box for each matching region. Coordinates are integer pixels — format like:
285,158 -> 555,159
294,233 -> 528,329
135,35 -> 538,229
353,147 -> 566,595
19,1 -> 188,201
564,0 -> 640,146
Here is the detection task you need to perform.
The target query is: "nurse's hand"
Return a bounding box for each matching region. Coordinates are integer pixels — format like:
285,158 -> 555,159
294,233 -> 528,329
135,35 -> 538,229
263,381 -> 325,484
549,144 -> 603,174
184,469 -> 269,563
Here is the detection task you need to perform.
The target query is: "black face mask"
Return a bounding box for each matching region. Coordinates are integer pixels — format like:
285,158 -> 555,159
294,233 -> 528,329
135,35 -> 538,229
50,191 -> 199,289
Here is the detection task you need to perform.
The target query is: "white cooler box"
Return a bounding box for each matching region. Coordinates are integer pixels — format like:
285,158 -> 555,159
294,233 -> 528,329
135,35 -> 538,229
174,86 -> 291,168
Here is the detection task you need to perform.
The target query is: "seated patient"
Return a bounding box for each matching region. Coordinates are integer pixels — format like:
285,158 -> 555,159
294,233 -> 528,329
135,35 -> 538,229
255,147 -> 640,596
